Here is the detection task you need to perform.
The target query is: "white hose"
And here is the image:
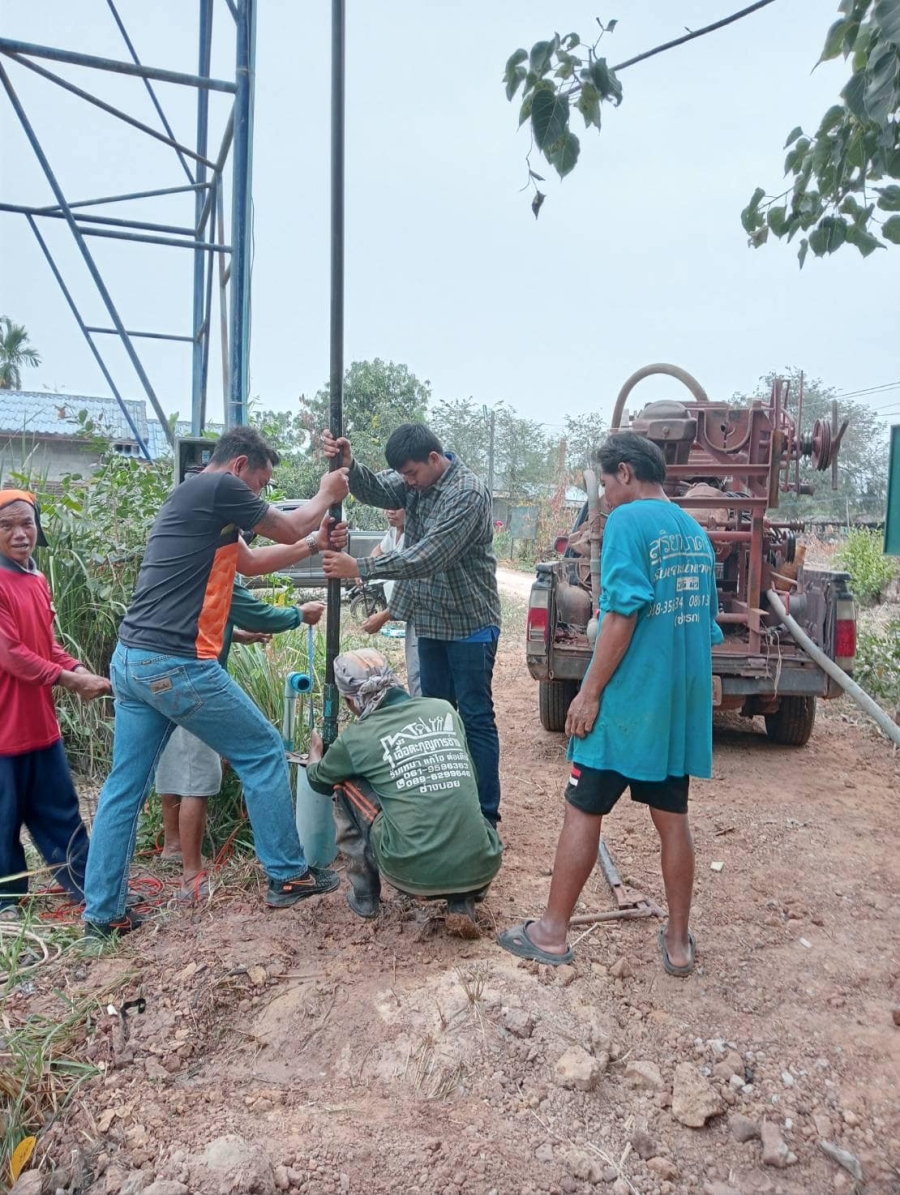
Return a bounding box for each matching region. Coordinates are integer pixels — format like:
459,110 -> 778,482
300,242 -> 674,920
766,588 -> 900,748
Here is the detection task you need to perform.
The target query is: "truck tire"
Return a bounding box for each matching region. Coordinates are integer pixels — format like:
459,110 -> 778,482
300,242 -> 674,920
764,696 -> 817,746
539,680 -> 578,733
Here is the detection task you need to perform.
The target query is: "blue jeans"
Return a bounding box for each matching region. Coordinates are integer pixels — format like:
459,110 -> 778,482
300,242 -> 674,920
83,644 -> 308,925
417,636 -> 501,824
0,741 -> 89,908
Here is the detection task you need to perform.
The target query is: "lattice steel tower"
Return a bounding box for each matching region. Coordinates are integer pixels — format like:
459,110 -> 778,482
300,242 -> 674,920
0,0 -> 256,454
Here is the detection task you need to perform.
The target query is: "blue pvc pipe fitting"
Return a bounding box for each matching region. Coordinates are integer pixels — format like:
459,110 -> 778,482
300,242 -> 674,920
288,671 -> 313,694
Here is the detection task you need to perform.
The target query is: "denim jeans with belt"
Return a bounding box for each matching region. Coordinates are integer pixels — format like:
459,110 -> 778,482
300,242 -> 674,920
83,644 -> 308,925
416,636 -> 501,824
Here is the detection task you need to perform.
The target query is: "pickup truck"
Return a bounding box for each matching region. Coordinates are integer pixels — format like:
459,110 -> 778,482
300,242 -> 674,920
526,517 -> 856,745
525,365 -> 857,747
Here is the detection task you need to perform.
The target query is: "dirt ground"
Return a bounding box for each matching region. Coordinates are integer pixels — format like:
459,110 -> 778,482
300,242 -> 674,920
9,610 -> 900,1195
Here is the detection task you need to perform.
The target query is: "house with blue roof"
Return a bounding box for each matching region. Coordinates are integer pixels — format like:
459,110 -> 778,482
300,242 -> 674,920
0,391 -> 222,487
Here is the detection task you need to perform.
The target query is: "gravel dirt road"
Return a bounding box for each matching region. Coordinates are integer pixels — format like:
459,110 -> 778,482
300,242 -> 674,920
496,566 -> 535,602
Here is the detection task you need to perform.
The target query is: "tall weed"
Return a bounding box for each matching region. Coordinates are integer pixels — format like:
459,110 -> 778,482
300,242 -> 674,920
855,617 -> 900,709
835,528 -> 897,604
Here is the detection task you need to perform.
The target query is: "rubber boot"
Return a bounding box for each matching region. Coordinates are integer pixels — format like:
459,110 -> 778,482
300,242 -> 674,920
445,894 -> 479,939
345,861 -> 381,920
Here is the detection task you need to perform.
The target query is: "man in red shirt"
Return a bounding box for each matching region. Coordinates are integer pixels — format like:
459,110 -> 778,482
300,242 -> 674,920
0,490 -> 111,918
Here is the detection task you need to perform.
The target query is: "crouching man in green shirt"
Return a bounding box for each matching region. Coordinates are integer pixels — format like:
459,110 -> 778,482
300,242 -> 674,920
306,649 -> 502,938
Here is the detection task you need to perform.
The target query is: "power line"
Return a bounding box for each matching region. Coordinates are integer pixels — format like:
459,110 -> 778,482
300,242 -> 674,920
836,380 -> 900,400
869,392 -> 900,409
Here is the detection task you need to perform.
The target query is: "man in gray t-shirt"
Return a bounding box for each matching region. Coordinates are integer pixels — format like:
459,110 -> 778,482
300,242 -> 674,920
83,426 -> 348,938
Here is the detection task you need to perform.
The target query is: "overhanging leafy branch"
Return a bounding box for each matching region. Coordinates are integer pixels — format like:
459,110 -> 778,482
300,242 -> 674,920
503,2 -> 779,216
743,0 -> 900,264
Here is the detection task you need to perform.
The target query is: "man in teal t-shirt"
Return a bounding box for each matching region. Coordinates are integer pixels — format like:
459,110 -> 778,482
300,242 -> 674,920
499,433 -> 722,976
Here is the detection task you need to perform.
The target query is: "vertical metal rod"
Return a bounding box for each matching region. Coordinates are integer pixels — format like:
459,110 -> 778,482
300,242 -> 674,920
0,61 -> 173,444
26,217 -> 152,460
105,0 -> 195,183
487,409 -> 496,497
192,0 -> 214,434
748,512 -> 764,652
831,398 -> 840,492
227,0 -> 256,428
199,178 -> 217,432
323,0 -> 346,749
795,372 -> 805,496
216,181 -> 231,401
196,108 -> 235,236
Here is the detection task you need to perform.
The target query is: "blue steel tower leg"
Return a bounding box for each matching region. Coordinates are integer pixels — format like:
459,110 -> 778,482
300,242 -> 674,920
228,0 -> 256,428
191,0 -> 214,435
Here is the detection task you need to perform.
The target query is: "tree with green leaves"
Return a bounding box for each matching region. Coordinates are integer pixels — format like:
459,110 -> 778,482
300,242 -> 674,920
563,412 -> 609,483
254,359 -> 431,527
492,405 -> 556,505
0,316 -> 41,390
430,398 -> 561,504
502,23 -> 623,216
503,0 -> 900,253
251,406 -> 318,502
744,0 -> 900,264
430,397 -> 490,476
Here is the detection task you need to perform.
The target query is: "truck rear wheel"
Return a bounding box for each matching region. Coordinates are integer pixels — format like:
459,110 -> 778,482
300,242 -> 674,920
539,680 -> 578,733
764,696 -> 817,746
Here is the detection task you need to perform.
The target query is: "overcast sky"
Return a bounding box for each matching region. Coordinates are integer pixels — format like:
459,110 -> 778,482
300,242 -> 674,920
1,1 -> 898,434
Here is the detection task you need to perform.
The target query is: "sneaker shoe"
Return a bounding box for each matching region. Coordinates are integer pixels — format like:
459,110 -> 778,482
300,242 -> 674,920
0,903 -> 22,923
266,867 -> 339,908
445,895 -> 480,940
84,910 -> 144,940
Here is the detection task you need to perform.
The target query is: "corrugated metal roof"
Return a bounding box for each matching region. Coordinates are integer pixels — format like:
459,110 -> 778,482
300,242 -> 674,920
0,391 -> 149,443
146,419 -> 224,459
0,394 -> 228,461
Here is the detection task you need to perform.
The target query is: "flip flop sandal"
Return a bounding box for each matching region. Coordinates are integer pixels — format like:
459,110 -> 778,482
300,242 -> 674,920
176,871 -> 211,904
658,927 -> 696,976
497,921 -> 574,966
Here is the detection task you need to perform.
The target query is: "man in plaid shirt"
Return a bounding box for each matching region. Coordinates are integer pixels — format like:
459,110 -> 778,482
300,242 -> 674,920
322,424 -> 502,825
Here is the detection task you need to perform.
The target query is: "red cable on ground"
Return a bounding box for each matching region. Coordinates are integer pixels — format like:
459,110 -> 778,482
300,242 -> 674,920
26,873 -> 167,923
24,802 -> 253,925
211,806 -> 249,869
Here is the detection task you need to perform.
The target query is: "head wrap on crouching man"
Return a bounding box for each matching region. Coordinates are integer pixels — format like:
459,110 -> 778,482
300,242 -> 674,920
333,649 -> 403,719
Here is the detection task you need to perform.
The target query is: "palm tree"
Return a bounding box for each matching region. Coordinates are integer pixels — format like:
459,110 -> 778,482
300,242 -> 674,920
0,317 -> 41,390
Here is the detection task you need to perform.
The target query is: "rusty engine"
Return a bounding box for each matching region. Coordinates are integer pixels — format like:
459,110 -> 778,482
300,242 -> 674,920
559,363 -> 848,663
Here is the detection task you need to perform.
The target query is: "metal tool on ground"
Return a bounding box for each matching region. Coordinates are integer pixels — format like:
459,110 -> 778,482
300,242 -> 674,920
569,838 -> 664,926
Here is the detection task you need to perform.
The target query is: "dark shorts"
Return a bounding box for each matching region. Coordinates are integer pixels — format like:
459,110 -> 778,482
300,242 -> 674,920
565,764 -> 689,816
